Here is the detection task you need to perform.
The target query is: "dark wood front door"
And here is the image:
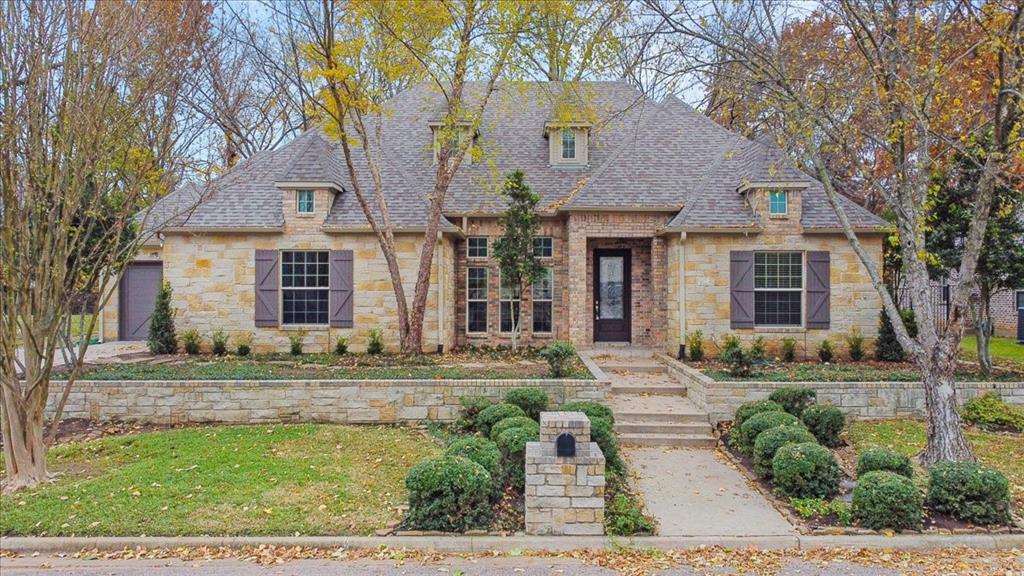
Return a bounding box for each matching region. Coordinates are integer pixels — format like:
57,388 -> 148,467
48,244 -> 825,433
593,249 -> 631,342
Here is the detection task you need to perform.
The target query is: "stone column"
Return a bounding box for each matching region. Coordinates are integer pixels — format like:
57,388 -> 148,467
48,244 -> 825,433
524,411 -> 605,535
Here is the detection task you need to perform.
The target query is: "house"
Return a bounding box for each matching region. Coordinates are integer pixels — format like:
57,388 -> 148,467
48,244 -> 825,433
100,82 -> 888,357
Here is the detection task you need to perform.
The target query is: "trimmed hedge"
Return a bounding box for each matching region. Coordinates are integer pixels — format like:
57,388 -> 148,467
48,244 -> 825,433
927,462 -> 1012,526
801,404 -> 845,448
768,387 -> 817,417
856,448 -> 913,479
852,470 -> 922,531
405,456 -> 493,531
733,399 -> 784,431
445,437 -> 501,478
590,416 -> 625,477
771,442 -> 841,499
561,401 -> 615,425
504,387 -> 549,421
495,425 -> 539,491
457,396 -> 492,431
738,410 -> 803,453
476,403 -> 527,436
490,416 -> 539,441
752,426 -> 818,478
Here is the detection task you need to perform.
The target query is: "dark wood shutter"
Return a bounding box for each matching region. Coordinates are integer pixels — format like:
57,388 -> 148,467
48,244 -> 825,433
329,250 -> 354,328
806,251 -> 831,329
730,251 -> 755,329
254,250 -> 279,327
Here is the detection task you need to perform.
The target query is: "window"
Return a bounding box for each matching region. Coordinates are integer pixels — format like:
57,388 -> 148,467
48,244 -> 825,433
533,237 -> 553,258
532,267 -> 554,333
768,191 -> 788,215
1017,290 -> 1024,310
500,272 -> 521,333
560,129 -> 576,160
467,267 -> 488,333
433,127 -> 472,165
467,237 -> 488,258
282,251 -> 329,325
296,190 -> 314,214
754,252 -> 803,326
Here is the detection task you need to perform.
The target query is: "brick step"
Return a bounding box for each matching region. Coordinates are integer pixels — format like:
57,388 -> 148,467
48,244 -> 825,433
615,421 -> 713,435
617,432 -> 718,449
602,363 -> 667,374
615,410 -> 709,424
610,383 -> 686,396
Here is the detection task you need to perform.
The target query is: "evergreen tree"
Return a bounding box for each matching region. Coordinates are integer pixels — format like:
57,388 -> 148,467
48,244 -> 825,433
876,310 -> 918,362
493,171 -> 544,350
147,281 -> 178,354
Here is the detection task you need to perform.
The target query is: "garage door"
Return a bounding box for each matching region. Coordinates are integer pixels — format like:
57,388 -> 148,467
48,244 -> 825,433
119,262 -> 163,341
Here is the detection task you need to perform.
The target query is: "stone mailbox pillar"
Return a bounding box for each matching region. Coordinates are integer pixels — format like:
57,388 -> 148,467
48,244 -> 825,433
525,411 -> 606,535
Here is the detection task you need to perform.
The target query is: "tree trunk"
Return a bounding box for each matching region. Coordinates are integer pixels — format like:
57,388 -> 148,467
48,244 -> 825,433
974,289 -> 993,375
918,365 -> 975,466
0,380 -> 49,490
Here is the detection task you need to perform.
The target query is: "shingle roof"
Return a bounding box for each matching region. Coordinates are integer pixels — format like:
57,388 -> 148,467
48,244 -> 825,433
160,81 -> 885,233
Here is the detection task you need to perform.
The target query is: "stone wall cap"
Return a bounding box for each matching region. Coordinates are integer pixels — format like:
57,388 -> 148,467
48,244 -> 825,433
540,411 -> 591,426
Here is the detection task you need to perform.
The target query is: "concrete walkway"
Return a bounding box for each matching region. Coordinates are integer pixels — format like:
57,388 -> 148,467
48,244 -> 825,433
15,341 -> 148,372
626,447 -> 796,537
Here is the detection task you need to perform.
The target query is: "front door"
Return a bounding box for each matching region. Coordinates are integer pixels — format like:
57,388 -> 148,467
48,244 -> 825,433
594,249 -> 631,342
119,261 -> 163,341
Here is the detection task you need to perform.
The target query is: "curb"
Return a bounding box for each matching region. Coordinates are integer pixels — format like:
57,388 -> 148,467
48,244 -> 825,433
2,533 -> 1021,554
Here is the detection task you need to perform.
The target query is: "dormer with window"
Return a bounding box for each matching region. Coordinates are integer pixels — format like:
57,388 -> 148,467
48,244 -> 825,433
431,122 -> 475,165
738,182 -> 806,231
546,122 -> 590,166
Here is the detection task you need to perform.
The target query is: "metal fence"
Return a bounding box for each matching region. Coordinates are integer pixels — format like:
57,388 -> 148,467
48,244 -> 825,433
896,282 -> 950,331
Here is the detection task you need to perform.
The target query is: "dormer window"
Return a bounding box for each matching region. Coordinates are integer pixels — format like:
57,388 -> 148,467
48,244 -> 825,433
768,190 -> 788,216
433,126 -> 473,165
560,129 -> 576,160
296,190 -> 314,214
547,124 -> 589,166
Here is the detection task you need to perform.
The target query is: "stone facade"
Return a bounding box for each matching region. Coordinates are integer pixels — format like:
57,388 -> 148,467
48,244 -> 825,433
45,378 -> 610,425
525,411 -> 605,536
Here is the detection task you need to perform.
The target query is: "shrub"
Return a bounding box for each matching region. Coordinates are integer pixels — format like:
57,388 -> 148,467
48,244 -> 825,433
476,403 -> 527,436
749,336 -> 767,363
589,415 -> 625,477
852,470 -> 922,531
926,462 -> 1012,525
180,329 -> 201,355
147,282 -> 177,354
876,310 -> 917,362
504,387 -> 549,420
845,328 -> 865,362
458,396 -> 493,431
856,448 -> 913,479
495,425 -> 539,490
801,404 -> 845,447
490,416 -> 539,441
752,426 -> 817,478
234,332 -> 252,357
404,456 -> 493,531
446,437 -> 501,478
733,399 -> 784,432
367,328 -> 384,355
772,442 -> 841,499
561,401 -> 615,425
211,330 -> 228,356
769,387 -> 817,417
791,497 -> 852,526
539,341 -> 576,377
334,336 -> 349,356
737,410 -> 803,453
606,492 -> 655,535
687,330 -> 704,361
288,332 -> 304,356
817,339 -> 834,363
720,334 -> 753,377
962,392 -> 1024,432
781,337 -> 797,362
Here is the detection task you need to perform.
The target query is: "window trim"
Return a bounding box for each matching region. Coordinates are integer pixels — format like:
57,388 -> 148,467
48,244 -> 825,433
280,250 -> 330,326
753,251 -> 805,327
1016,289 -> 1024,310
499,270 -> 521,334
532,266 -> 554,334
467,236 -> 488,259
768,190 -> 788,216
296,190 -> 315,215
533,236 -> 553,258
466,266 -> 488,334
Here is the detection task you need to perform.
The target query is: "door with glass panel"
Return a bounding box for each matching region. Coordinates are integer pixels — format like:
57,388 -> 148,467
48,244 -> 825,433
593,249 -> 631,342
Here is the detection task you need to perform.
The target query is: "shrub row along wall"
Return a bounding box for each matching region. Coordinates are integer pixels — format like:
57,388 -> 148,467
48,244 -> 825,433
660,355 -> 1024,424
45,379 -> 611,425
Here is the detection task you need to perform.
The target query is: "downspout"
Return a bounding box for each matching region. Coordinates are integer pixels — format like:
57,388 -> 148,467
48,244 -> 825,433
678,231 -> 687,359
437,231 -> 445,353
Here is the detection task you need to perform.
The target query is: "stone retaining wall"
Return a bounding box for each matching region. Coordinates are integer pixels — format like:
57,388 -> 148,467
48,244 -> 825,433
659,354 -> 1024,423
46,378 -> 610,425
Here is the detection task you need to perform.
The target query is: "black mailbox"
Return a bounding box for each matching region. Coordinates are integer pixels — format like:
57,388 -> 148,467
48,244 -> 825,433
556,433 -> 576,457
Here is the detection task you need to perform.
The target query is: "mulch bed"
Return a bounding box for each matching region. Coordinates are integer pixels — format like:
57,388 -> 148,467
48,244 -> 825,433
691,359 -> 1024,382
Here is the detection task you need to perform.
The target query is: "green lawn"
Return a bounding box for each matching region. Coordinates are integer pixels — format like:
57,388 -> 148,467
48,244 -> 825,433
0,424 -> 440,536
702,362 -> 1022,382
847,420 -> 1024,515
962,336 -> 1024,364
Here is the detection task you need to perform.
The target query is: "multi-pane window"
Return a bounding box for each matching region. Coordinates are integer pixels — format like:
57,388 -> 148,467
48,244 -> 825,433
533,237 -> 553,258
500,272 -> 521,333
768,191 -> 788,215
467,237 -> 488,258
282,251 -> 329,325
1016,290 -> 1024,310
560,129 -> 576,160
467,267 -> 488,333
532,267 -> 554,333
754,252 -> 803,326
296,190 -> 315,214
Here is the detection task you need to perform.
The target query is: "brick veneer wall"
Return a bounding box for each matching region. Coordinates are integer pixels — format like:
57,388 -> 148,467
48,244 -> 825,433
990,289 -> 1022,338
46,378 -> 611,425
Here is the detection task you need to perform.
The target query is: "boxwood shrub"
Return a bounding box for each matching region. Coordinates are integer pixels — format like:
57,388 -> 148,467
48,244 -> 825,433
504,387 -> 549,421
852,470 -> 922,531
476,403 -> 527,436
800,404 -> 845,448
495,425 -> 539,491
490,416 -> 539,441
771,442 -> 841,499
734,399 -> 784,430
561,401 -> 615,425
738,410 -> 803,453
405,456 -> 493,531
962,392 -> 1024,432
457,396 -> 492,431
768,387 -> 817,417
856,448 -> 913,479
590,416 -> 625,477
445,437 -> 501,478
927,462 -> 1012,526
752,426 -> 817,478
